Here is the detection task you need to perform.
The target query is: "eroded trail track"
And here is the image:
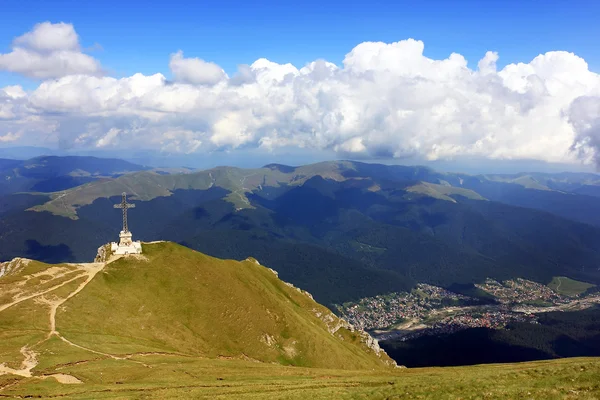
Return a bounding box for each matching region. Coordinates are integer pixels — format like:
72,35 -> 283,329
0,347 -> 37,378
0,273 -> 83,313
47,263 -> 104,336
0,261 -> 105,383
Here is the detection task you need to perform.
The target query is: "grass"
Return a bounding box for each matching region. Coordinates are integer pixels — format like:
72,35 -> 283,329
548,276 -> 595,296
3,242 -> 600,398
56,242 -> 393,369
0,269 -> 87,368
1,242 -> 392,378
2,355 -> 600,399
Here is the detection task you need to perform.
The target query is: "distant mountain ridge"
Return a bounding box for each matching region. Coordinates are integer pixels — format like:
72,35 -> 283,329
2,158 -> 600,307
28,159 -> 600,224
0,155 -> 149,195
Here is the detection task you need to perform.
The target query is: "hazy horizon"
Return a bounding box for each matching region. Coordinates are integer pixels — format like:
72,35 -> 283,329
0,144 -> 597,175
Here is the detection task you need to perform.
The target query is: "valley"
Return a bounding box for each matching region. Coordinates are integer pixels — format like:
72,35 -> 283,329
337,277 -> 600,343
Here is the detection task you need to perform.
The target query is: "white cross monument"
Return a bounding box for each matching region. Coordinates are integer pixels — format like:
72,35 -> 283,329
110,192 -> 142,255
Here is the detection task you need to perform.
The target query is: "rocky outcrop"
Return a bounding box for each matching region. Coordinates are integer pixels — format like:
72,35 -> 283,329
314,309 -> 353,334
94,244 -> 111,263
0,257 -> 30,278
283,281 -> 315,300
312,308 -> 398,367
245,257 -> 261,266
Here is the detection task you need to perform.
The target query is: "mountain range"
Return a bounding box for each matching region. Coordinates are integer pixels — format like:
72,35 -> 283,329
0,156 -> 149,195
1,156 -> 600,308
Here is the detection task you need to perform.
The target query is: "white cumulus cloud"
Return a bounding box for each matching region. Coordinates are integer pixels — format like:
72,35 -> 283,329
2,27 -> 600,167
169,51 -> 227,86
0,22 -> 102,79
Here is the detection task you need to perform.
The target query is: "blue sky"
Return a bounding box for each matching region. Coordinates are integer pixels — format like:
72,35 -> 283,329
1,0 -> 598,83
1,0 -> 600,172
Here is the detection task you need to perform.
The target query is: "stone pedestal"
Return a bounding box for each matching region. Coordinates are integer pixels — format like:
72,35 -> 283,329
110,230 -> 142,255
119,231 -> 133,246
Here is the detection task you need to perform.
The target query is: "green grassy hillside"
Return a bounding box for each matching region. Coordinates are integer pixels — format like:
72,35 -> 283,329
56,242 -> 392,369
2,244 -> 600,398
0,242 -> 393,378
1,352 -> 600,398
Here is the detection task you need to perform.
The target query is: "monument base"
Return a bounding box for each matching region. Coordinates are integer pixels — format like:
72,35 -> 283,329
111,230 -> 142,255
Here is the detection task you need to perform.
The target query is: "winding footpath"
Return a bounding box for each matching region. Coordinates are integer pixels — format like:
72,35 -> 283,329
0,261 -> 105,383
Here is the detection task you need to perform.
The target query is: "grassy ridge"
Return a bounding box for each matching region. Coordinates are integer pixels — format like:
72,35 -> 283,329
56,242 -> 392,369
30,166 -> 293,218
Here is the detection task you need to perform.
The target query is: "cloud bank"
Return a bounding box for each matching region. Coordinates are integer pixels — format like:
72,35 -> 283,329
2,22 -> 600,166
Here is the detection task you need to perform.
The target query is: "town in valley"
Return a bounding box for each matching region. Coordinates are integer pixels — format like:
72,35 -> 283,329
336,278 -> 600,342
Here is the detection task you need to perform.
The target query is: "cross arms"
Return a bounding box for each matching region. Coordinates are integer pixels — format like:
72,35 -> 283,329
114,203 -> 136,209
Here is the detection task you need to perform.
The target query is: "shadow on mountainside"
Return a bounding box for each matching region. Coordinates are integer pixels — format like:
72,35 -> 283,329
25,240 -> 76,264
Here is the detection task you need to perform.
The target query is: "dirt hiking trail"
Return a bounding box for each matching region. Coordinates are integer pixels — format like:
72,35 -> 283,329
0,260 -> 105,383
